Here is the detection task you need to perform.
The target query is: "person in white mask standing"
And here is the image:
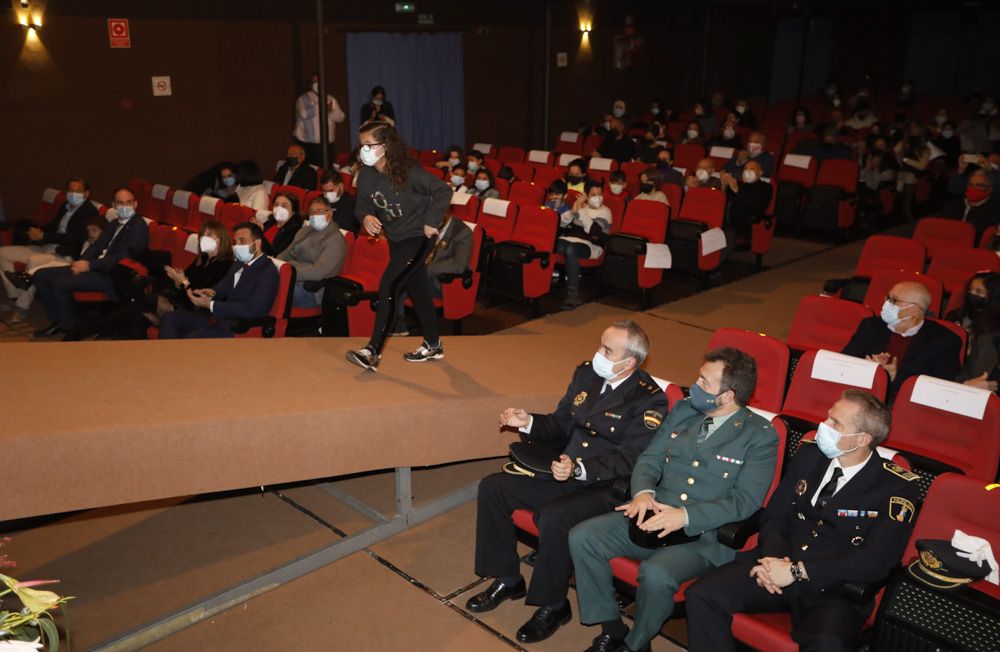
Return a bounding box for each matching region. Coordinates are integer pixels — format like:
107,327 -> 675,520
841,281 -> 962,401
293,73 -> 346,167
466,321 -> 667,646
556,180 -> 613,310
686,389 -> 921,652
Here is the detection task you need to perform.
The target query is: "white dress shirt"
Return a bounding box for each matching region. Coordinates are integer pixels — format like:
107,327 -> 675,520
810,452 -> 873,506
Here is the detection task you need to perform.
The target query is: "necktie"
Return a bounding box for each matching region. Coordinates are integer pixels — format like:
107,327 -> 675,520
816,467 -> 844,506
696,417 -> 713,445
601,382 -> 610,395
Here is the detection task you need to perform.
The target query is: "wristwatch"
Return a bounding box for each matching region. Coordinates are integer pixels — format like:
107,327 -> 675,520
790,562 -> 805,582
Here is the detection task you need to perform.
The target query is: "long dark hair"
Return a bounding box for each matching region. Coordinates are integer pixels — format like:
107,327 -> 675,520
359,121 -> 415,188
971,272 -> 1000,337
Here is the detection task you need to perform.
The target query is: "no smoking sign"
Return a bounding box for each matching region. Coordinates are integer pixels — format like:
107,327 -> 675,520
108,18 -> 131,48
151,76 -> 172,97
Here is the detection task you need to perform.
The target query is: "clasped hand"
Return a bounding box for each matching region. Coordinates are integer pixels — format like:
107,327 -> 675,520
750,556 -> 795,594
615,493 -> 686,538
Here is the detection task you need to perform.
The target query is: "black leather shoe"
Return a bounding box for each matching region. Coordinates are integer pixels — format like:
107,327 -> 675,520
585,633 -> 627,652
4,271 -> 32,291
465,578 -> 526,613
33,323 -> 64,338
613,642 -> 650,652
516,602 -> 572,643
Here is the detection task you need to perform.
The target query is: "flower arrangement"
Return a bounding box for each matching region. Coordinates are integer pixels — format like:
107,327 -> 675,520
0,538 -> 72,652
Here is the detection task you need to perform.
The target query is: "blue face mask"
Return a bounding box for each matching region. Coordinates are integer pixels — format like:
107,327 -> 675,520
117,206 -> 136,220
815,422 -> 862,459
451,174 -> 465,187
66,192 -> 85,207
222,176 -> 237,187
688,382 -> 720,414
474,179 -> 490,191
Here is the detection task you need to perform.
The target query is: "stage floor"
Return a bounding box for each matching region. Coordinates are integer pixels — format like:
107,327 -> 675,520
0,232 -> 869,651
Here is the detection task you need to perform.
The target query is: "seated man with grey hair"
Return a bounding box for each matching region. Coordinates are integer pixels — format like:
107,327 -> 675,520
940,169 -> 1000,243
467,321 -> 668,645
842,280 -> 962,400
686,389 -> 920,652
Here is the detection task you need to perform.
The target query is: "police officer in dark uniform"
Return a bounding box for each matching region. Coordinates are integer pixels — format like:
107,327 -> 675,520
686,389 -> 922,652
467,320 -> 668,645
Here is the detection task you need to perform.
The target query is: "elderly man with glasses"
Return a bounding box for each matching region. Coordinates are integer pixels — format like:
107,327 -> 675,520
941,169 -> 1000,242
841,281 -> 962,401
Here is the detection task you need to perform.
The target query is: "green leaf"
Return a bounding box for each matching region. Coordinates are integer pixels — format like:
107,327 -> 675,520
38,617 -> 59,652
60,603 -> 71,652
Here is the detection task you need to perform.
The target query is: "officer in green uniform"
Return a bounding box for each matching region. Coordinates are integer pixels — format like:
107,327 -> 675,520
570,348 -> 779,652
685,389 -> 921,652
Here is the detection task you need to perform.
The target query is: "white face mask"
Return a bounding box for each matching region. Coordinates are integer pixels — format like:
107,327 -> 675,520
592,351 -> 631,380
935,114 -> 947,125
687,129 -> 699,139
199,235 -> 218,255
723,128 -> 736,139
832,97 -> 841,108
474,179 -> 490,191
815,422 -> 862,459
880,300 -> 903,328
742,169 -> 758,184
272,205 -> 291,224
735,105 -> 746,114
325,190 -> 340,203
588,195 -> 604,208
451,174 -> 465,187
696,168 -> 710,182
609,183 -> 624,195
233,243 -> 254,263
311,82 -> 319,93
359,144 -> 383,167
467,161 -> 479,172
942,129 -> 954,139
650,107 -> 660,115
612,107 -> 625,118
372,98 -> 383,106
309,214 -> 329,231
448,157 -> 460,167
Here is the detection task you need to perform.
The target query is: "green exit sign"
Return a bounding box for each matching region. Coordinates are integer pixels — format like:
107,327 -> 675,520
395,2 -> 416,13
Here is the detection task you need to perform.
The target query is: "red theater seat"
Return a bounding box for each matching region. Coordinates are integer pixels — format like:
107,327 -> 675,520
497,146 -> 525,164
147,184 -> 173,223
853,235 -> 927,278
601,199 -> 670,302
913,217 -> 976,262
476,198 -> 518,243
674,143 -> 706,170
862,269 -> 943,317
707,328 -> 790,413
507,181 -> 546,210
554,131 -> 583,156
448,192 -> 480,224
786,295 -> 873,355
489,205 -> 558,304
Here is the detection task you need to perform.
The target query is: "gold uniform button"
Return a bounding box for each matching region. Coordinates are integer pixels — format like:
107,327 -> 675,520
585,422 -> 591,428
687,477 -> 695,485
680,493 -> 688,501
582,441 -> 589,448
801,544 -> 809,551
692,461 -> 700,468
723,472 -> 729,479
811,531 -> 818,538
610,427 -> 615,433
590,430 -> 597,436
664,457 -> 669,463
575,457 -> 583,463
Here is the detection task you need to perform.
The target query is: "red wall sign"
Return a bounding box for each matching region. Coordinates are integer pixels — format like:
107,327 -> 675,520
108,18 -> 131,49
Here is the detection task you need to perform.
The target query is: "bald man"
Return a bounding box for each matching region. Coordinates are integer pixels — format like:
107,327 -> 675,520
274,144 -> 316,190
593,118 -> 636,163
687,159 -> 722,190
720,160 -> 773,247
842,281 -> 962,400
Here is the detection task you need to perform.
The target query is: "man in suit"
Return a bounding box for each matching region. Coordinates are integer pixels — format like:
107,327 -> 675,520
273,144 -> 316,191
2,177 -> 100,312
159,222 -> 279,339
319,170 -> 358,233
32,187 -> 149,341
570,348 -> 778,652
686,390 -> 921,652
939,170 -> 1000,243
842,280 -> 962,399
426,215 -> 473,295
467,321 -> 668,645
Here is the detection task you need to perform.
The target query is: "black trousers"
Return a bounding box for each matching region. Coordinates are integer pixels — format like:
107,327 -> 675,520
474,472 -> 617,606
368,235 -> 439,353
685,552 -> 869,652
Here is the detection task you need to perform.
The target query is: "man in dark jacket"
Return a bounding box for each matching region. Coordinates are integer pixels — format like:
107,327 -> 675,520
273,144 -> 317,191
32,187 -> 149,340
938,170 -> 1000,243
721,160 -> 773,246
158,222 -> 278,338
842,281 -> 962,399
466,321 -> 668,645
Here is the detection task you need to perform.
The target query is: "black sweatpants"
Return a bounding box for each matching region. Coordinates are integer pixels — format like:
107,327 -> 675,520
368,235 -> 439,353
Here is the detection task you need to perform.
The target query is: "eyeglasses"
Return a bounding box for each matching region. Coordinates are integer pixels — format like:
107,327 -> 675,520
308,211 -> 330,216
885,295 -> 922,308
360,142 -> 384,149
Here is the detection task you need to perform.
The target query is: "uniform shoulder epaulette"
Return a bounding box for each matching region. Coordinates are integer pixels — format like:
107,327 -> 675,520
637,378 -> 661,394
883,460 -> 919,481
799,438 -> 817,445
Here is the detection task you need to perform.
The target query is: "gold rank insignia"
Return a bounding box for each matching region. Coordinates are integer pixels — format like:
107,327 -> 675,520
573,391 -> 588,406
920,549 -> 942,570
889,496 -> 916,523
643,410 -> 663,430
883,461 -> 919,481
795,479 -> 808,496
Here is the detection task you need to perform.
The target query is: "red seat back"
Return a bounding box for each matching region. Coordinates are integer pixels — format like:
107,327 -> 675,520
927,246 -> 1000,297
235,258 -> 294,338
448,193 -> 480,223
776,154 -> 818,188
440,222 -> 484,321
587,157 -> 619,185
620,199 -> 670,243
554,131 -> 582,155
786,296 -> 873,353
147,184 -> 173,222
418,149 -> 442,167
862,269 -> 944,316
220,203 -> 255,232
782,350 -> 889,424
815,159 -> 859,193
853,235 -> 927,278
913,217 -> 976,262
620,161 -> 647,196
678,186 -> 726,228
707,328 -> 790,413
508,181 -> 546,209
506,162 -> 534,182
166,190 -> 198,229
674,143 -> 705,170
532,167 -> 564,191
476,198 -> 518,242
526,149 -> 555,167
33,188 -> 65,227
602,194 -> 626,233
127,179 -> 152,216
511,205 -> 558,253
497,146 -> 525,164
194,195 -> 223,231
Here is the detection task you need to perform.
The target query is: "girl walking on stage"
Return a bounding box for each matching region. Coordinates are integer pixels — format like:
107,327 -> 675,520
346,121 -> 452,372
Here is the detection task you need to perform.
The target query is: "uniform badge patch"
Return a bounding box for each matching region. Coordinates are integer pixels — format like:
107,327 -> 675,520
643,410 -> 663,430
604,411 -> 622,420
795,480 -> 808,496
883,461 -> 919,481
919,549 -> 942,570
573,391 -> 588,407
889,496 -> 916,523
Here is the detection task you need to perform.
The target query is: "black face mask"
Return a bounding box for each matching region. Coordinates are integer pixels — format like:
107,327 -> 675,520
657,159 -> 671,169
286,156 -> 299,167
567,175 -> 583,184
965,294 -> 988,320
611,129 -> 622,138
640,182 -> 654,194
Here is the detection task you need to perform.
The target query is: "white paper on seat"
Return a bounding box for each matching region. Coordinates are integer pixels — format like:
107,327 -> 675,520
748,406 -> 778,422
673,166 -> 687,176
151,184 -> 169,200
558,153 -> 578,167
172,190 -> 191,208
761,177 -> 772,184
184,232 -> 199,254
909,375 -> 991,420
559,131 -> 578,143
655,140 -> 668,148
643,243 -> 673,269
783,154 -> 812,170
199,196 -> 219,214
42,188 -> 60,203
462,220 -> 476,231
926,141 -> 946,161
650,376 -> 674,392
105,208 -> 118,222
528,150 -> 551,163
473,142 -> 493,153
700,228 -> 727,255
482,198 -> 511,218
810,350 -> 878,389
450,192 -> 473,206
590,157 -> 613,171
709,146 -> 735,159
141,216 -> 153,225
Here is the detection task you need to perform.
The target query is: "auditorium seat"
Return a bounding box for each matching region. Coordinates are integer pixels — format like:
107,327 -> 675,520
786,295 -> 873,362
322,236 -> 391,337
779,349 -> 889,464
288,230 -> 356,322
166,190 -> 198,230
220,203 -> 255,232
585,157 -> 617,185
862,269 -> 944,317
422,165 -> 446,180
927,317 -> 968,364
554,131 -> 583,156
673,143 -> 705,171
912,217 -> 976,262
418,149 -> 442,167
147,184 -> 173,223
340,171 -> 355,196
650,376 -> 687,412
127,179 -> 152,215
497,146 -> 525,164
476,197 -> 518,243
582,134 -> 603,157
853,235 -> 927,278
435,222 -> 484,333
707,328 -> 790,413
268,184 -> 307,212
233,258 -> 294,338
708,145 -> 736,170
507,181 -> 546,210
677,186 -> 727,276
774,154 -> 818,230
194,195 -> 223,230
750,177 -> 779,270
926,246 -> 1000,314
448,192 -> 479,224
601,199 -> 670,305
506,162 -> 535,183
489,205 -> 557,307
532,166 -> 564,191
803,159 -> 859,233
526,149 -> 555,169
493,177 -> 511,200
556,153 -> 577,170
620,161 -> 647,196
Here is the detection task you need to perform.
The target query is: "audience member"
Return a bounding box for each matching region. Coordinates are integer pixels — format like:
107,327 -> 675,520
570,348 -> 777,652
204,162 -> 240,202
845,104 -> 879,130
32,187 -> 150,341
593,118 -> 636,163
608,171 -> 629,200
811,127 -> 854,163
235,160 -> 270,212
894,134 -> 931,220
319,171 -> 358,233
611,99 -> 630,126
545,181 -> 571,217
693,102 -> 717,138
557,180 -> 611,310
686,390 -> 919,652
725,132 -> 775,178
448,163 -> 470,194
686,159 -> 722,190
293,73 -> 346,166
896,78 -> 918,107
951,272 -> 1000,391
159,222 -> 278,339
273,144 -> 316,190
279,196 -> 349,309
360,85 -> 396,126
259,192 -> 304,257
930,121 -> 960,169
842,281 -> 962,399
466,149 -> 486,174
788,107 -> 813,133
467,322 -> 667,645
733,99 -> 758,129
634,168 -> 669,205
635,130 -> 666,164
472,168 -> 501,200
434,146 -> 465,172
721,160 -> 772,247
681,121 -> 706,146
655,149 -> 685,186
939,170 -> 1000,242
565,159 -> 589,194
706,120 -> 743,151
